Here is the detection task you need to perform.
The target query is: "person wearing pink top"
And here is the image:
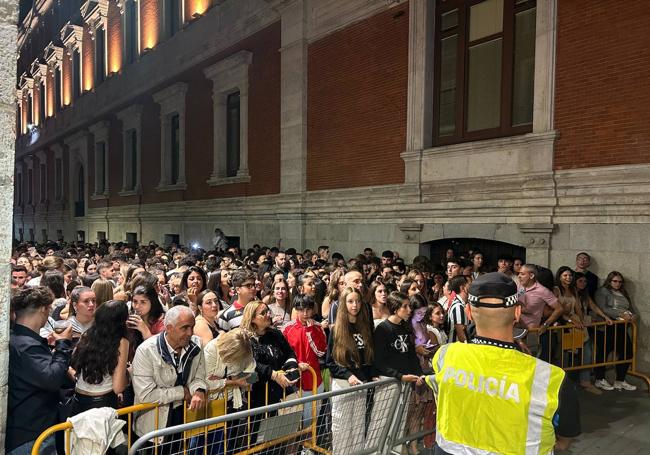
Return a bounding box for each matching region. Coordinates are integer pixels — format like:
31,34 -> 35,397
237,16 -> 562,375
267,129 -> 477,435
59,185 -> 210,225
517,264 -> 564,362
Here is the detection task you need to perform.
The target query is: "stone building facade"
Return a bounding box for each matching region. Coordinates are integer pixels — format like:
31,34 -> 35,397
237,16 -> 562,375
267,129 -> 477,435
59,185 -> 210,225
13,0 -> 650,364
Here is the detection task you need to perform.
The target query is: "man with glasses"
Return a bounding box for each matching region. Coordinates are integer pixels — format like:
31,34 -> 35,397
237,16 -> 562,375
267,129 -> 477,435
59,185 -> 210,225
219,269 -> 257,331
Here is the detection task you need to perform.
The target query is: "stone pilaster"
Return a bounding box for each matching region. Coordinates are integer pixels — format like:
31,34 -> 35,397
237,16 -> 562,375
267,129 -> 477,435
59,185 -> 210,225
0,0 -> 18,447
278,0 -> 308,250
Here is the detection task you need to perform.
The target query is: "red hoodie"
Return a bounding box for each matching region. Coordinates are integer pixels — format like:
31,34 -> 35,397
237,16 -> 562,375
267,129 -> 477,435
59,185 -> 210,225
282,319 -> 327,391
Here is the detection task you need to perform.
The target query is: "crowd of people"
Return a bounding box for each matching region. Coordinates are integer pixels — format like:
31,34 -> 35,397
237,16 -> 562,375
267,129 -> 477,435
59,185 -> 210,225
6,238 -> 641,454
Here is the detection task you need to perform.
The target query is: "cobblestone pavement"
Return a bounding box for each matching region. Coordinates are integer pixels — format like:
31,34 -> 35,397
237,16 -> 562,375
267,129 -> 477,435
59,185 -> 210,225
567,381 -> 650,454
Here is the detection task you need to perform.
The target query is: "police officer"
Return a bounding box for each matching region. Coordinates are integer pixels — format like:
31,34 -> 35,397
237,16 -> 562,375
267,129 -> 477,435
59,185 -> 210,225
426,272 -> 580,454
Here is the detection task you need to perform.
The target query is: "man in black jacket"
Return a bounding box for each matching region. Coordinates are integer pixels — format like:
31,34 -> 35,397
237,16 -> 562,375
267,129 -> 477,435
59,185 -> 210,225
7,287 -> 73,455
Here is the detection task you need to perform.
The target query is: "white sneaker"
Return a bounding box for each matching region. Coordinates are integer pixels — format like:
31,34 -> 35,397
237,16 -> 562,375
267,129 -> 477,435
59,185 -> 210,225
595,379 -> 614,391
614,380 -> 637,391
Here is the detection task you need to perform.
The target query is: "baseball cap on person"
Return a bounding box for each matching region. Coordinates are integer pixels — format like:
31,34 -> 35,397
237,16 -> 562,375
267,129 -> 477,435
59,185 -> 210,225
468,272 -> 518,308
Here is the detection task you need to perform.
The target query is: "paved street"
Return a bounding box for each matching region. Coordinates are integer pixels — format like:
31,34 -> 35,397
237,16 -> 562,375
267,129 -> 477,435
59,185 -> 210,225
569,380 -> 650,454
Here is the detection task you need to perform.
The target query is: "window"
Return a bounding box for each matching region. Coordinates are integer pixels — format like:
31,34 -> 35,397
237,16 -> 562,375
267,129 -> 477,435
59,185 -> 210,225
26,93 -> 33,126
117,105 -> 143,195
27,168 -> 33,204
203,51 -> 252,186
153,83 -> 187,190
55,66 -> 63,112
170,114 -> 180,184
16,172 -> 23,206
226,92 -> 240,177
39,81 -> 46,124
95,27 -> 106,85
129,130 -> 138,189
29,229 -> 35,242
89,120 -> 110,198
164,0 -> 182,38
123,0 -> 139,64
434,0 -> 536,144
42,229 -> 48,242
95,141 -> 106,194
56,229 -> 63,241
164,234 -> 180,246
55,157 -> 63,200
126,232 -> 138,245
39,163 -> 47,203
72,49 -> 82,100
97,231 -> 106,241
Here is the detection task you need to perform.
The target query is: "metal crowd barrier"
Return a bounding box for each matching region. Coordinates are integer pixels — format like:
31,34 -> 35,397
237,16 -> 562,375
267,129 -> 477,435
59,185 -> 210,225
528,319 -> 650,391
33,366 -> 319,455
128,377 -> 417,455
31,402 -> 160,455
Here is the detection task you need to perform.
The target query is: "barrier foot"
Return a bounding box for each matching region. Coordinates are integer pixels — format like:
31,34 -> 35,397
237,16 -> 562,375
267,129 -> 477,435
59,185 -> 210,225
627,370 -> 650,395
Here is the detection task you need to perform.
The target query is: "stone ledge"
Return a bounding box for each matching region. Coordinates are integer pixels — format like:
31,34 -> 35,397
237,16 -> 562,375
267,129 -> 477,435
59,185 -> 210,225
206,175 -> 251,186
155,183 -> 187,193
118,188 -> 142,197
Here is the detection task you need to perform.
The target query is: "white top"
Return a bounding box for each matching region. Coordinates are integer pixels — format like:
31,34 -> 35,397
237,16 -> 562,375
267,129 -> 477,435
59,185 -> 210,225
76,372 -> 113,395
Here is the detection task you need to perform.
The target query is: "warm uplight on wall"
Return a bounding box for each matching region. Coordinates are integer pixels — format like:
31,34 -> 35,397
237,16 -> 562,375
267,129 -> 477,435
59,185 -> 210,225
109,34 -> 122,74
141,0 -> 159,51
193,0 -> 209,16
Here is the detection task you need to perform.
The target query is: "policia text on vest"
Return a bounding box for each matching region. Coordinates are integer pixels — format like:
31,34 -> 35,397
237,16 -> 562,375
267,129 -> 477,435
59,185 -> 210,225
426,342 -> 565,455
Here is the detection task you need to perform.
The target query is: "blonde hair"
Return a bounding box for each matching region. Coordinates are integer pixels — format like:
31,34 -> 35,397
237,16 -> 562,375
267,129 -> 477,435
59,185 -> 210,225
91,278 -> 114,308
216,328 -> 253,365
240,300 -> 265,333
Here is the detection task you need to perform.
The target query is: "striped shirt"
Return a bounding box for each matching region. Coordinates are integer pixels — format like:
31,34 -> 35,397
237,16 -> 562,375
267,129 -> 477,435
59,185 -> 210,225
447,296 -> 468,343
218,301 -> 245,331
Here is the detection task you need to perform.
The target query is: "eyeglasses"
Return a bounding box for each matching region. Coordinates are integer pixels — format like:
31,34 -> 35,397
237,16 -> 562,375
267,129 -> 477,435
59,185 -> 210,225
240,283 -> 256,289
256,308 -> 270,317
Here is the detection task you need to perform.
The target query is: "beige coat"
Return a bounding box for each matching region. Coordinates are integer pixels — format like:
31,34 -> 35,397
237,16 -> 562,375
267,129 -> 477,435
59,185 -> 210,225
132,333 -> 207,438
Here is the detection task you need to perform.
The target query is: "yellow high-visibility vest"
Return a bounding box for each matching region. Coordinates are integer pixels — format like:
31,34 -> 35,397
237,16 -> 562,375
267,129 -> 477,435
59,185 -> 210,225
426,342 -> 565,455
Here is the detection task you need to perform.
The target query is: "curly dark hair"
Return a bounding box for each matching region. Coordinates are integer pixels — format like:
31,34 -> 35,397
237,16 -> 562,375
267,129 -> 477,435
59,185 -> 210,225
71,300 -> 128,384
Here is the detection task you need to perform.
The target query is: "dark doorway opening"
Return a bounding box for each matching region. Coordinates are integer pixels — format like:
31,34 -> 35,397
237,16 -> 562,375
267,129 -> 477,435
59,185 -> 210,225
420,238 -> 526,272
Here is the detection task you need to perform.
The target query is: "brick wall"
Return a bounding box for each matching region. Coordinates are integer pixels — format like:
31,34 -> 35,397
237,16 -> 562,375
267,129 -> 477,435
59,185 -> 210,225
46,70 -> 55,118
141,0 -> 160,50
107,0 -> 123,74
554,0 -> 650,169
88,22 -> 281,208
307,3 -> 409,191
82,26 -> 94,92
62,54 -> 72,107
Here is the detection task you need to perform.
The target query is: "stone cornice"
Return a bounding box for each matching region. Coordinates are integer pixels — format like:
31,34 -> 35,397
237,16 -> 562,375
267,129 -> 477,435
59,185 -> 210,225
152,83 -> 188,114
81,0 -> 109,39
30,60 -> 48,80
44,42 -> 64,69
19,73 -> 34,91
203,51 -> 253,82
61,23 -> 85,51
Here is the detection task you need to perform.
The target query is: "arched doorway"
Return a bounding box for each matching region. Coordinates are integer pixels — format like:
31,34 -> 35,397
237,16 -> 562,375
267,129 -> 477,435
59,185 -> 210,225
74,165 -> 85,217
421,238 -> 526,272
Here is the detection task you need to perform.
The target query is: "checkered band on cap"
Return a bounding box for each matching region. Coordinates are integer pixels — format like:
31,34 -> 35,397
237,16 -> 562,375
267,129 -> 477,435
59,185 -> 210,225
468,272 -> 519,307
